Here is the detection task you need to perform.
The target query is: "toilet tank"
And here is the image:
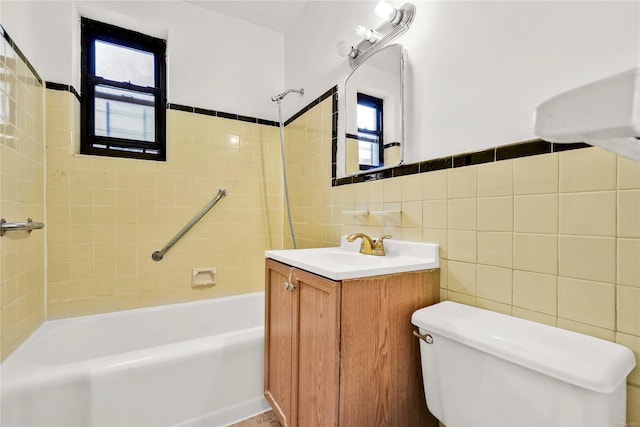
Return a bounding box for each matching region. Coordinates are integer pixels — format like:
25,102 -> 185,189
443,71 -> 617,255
411,302 -> 636,427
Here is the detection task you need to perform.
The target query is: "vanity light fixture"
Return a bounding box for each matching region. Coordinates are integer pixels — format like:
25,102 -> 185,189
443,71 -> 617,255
355,25 -> 381,43
337,1 -> 416,68
375,1 -> 400,23
337,40 -> 359,58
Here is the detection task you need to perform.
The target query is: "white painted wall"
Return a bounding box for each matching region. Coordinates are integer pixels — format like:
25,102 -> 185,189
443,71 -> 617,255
3,1 -> 638,143
1,1 -> 285,121
1,1 -> 73,83
285,1 -> 640,162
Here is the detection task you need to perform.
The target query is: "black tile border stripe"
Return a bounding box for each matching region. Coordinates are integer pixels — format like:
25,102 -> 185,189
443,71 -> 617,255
497,139 -> 552,160
325,84 -> 582,186
45,81 -> 69,92
42,87 -> 282,128
332,137 -> 593,187
284,86 -> 337,127
419,157 -> 453,173
453,148 -> 495,168
194,106 -> 215,116
45,81 -> 336,131
168,86 -> 336,128
330,88 -> 339,178
42,76 -> 593,183
552,142 -> 591,152
169,103 -> 193,113
167,104 -> 279,127
1,25 -> 43,84
45,82 -> 82,102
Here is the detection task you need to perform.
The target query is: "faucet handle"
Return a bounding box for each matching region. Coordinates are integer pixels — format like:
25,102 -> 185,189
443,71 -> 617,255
373,235 -> 392,255
377,235 -> 392,243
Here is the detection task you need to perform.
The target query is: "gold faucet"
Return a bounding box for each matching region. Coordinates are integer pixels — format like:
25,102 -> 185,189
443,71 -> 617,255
347,233 -> 392,256
373,235 -> 392,255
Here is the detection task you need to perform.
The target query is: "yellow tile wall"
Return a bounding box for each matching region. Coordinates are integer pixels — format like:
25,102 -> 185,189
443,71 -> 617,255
283,96 -> 341,248
289,101 -> 640,422
45,89 -> 283,318
0,36 -> 46,361
15,81 -> 638,418
6,24 -> 635,419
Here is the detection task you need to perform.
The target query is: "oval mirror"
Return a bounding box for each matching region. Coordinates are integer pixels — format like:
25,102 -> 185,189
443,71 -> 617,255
342,44 -> 406,176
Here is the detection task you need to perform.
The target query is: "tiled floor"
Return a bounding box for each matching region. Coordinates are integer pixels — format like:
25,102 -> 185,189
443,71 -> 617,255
228,411 -> 282,427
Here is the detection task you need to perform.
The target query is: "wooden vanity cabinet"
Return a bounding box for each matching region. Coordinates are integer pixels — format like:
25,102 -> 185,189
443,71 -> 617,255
264,258 -> 439,427
264,259 -> 341,427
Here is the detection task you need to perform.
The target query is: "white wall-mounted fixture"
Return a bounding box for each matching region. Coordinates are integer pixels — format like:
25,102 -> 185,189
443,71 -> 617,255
336,2 -> 416,69
370,208 -> 402,227
342,210 -> 369,217
342,208 -> 368,226
534,66 -> 640,161
340,208 -> 403,227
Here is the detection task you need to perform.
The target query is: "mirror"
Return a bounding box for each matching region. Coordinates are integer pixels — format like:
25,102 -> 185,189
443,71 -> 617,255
343,44 -> 405,176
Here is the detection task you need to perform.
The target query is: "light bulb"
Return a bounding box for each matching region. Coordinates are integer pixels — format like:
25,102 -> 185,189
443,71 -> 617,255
375,1 -> 398,22
355,25 -> 381,42
336,41 -> 358,58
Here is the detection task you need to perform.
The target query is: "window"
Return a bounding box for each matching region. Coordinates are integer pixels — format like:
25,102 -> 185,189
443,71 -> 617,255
357,93 -> 383,170
81,18 -> 166,160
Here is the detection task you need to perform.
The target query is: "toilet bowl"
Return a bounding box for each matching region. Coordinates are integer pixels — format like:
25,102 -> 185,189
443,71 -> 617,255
411,301 -> 636,427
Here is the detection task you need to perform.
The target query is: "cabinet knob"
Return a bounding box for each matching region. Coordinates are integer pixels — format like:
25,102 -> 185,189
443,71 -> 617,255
285,270 -> 297,291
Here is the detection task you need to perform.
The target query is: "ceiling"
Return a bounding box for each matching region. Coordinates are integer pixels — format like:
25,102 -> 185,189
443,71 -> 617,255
184,1 -> 310,33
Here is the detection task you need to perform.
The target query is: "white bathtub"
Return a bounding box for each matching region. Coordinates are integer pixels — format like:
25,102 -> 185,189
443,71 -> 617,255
0,292 -> 269,427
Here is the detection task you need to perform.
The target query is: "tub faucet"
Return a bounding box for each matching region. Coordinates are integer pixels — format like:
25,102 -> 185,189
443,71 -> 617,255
347,233 -> 391,256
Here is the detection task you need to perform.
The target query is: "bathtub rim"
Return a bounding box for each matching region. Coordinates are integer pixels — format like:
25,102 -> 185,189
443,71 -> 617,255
3,291 -> 265,360
1,291 -> 266,388
44,290 -> 266,327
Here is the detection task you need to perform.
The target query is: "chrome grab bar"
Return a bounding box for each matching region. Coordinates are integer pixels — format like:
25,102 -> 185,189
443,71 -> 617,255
151,188 -> 228,261
1,218 -> 45,236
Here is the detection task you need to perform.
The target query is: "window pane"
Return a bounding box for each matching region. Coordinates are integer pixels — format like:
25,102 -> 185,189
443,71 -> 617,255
95,40 -> 155,87
358,136 -> 380,167
357,103 -> 378,131
94,85 -> 155,142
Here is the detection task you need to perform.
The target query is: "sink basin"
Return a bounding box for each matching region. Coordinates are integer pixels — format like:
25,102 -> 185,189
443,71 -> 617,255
265,236 -> 439,280
312,252 -> 385,266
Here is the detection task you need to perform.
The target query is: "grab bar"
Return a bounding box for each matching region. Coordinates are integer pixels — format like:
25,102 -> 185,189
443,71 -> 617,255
152,188 -> 228,261
1,218 -> 45,236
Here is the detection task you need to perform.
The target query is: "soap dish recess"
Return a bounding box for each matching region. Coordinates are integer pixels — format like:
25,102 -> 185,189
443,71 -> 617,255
192,267 -> 216,287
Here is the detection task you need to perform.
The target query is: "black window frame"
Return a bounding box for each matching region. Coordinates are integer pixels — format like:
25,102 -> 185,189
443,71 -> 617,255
357,92 -> 384,171
80,17 -> 167,161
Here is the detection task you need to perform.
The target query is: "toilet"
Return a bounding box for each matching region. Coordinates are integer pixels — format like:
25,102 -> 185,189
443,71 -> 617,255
411,301 -> 636,427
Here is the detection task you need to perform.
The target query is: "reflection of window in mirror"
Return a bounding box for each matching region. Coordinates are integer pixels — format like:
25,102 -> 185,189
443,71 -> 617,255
357,93 -> 384,170
341,44 -> 404,178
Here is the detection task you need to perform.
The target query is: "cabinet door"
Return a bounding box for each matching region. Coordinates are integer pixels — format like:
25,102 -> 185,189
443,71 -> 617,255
264,260 -> 296,427
294,268 -> 341,427
264,261 -> 341,427
339,270 -> 440,427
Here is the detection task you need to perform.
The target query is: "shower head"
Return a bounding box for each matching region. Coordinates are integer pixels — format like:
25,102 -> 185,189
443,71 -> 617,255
271,88 -> 304,102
